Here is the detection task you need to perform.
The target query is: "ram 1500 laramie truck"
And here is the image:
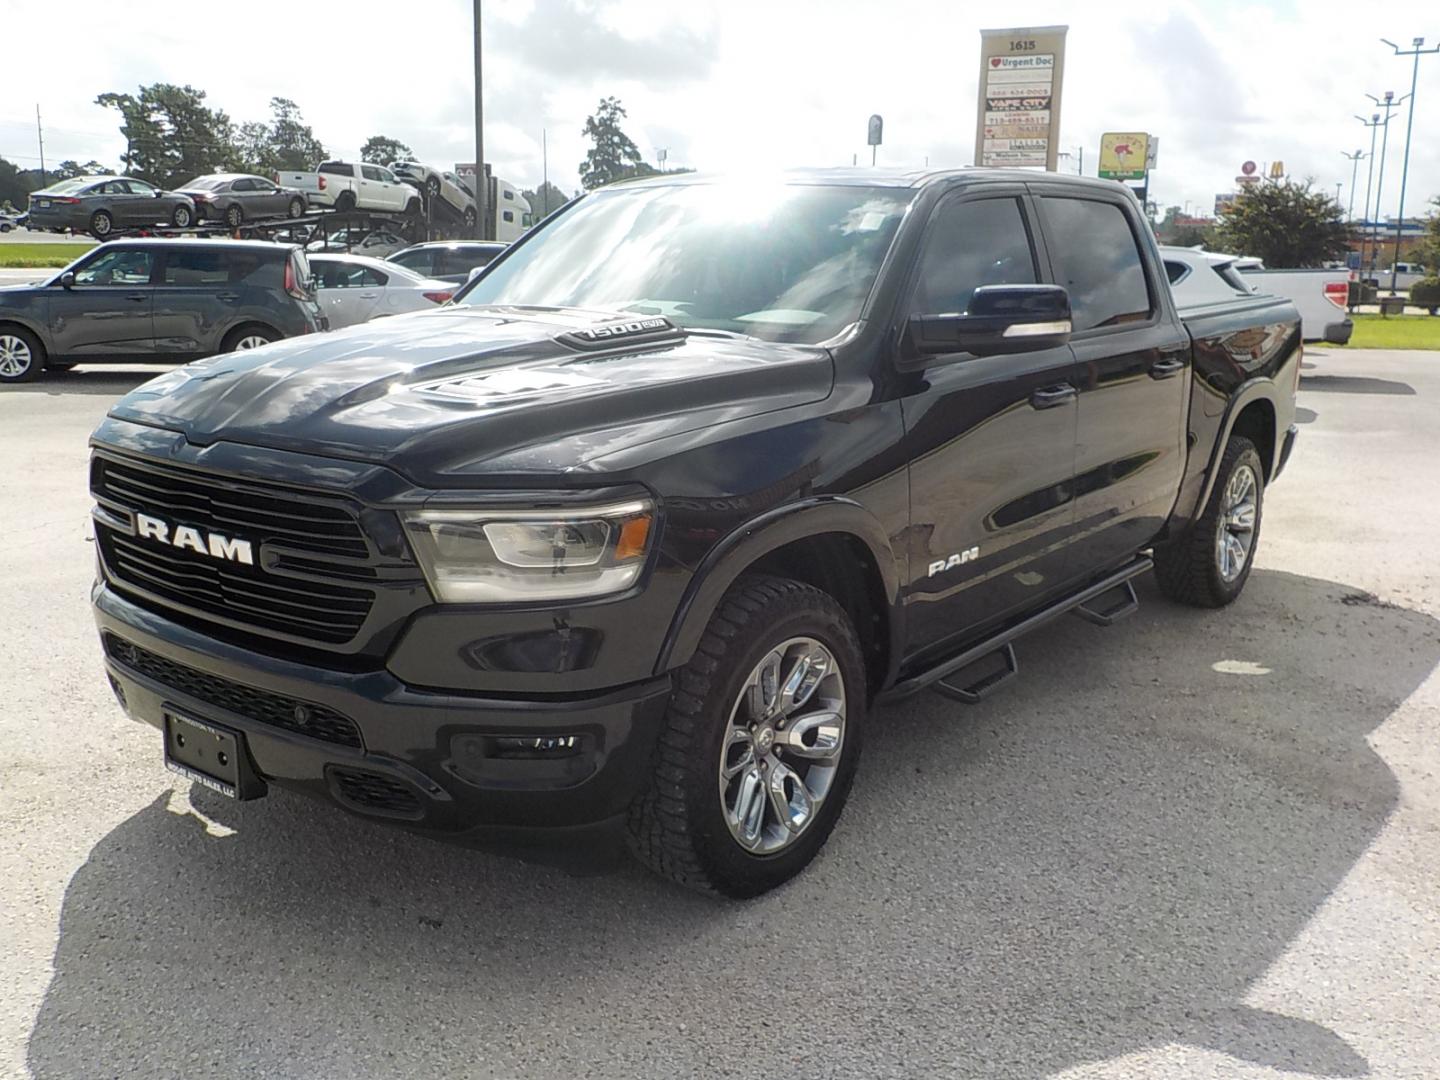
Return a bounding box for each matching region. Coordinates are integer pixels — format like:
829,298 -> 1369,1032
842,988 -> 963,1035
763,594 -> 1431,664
90,169 -> 1300,897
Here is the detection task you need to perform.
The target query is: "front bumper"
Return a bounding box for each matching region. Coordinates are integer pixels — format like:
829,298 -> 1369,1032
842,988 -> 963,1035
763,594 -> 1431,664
94,582 -> 672,844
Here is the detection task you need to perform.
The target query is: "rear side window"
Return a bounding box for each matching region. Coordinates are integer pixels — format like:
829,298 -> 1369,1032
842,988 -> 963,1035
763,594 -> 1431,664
162,249 -> 269,286
1041,197 -> 1153,331
391,249 -> 435,276
319,162 -> 351,177
1164,260 -> 1190,285
1213,263 -> 1252,293
907,196 -> 1038,317
438,248 -> 495,275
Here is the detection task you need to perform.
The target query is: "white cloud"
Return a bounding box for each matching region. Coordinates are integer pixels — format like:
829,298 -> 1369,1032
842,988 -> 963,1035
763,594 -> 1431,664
1,0 -> 1437,221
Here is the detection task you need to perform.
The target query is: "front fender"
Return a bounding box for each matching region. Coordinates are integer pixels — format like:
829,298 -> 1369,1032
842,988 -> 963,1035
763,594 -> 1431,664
654,497 -> 903,677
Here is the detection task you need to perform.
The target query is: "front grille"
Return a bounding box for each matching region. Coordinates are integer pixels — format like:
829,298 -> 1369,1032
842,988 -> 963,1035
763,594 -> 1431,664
105,633 -> 363,749
92,454 -> 377,645
328,767 -> 423,819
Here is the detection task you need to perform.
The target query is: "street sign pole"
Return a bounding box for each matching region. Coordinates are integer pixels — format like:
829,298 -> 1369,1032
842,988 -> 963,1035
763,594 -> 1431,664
1382,37 -> 1440,294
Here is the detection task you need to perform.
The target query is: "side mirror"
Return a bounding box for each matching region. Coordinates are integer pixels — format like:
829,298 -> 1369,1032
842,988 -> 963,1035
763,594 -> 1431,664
58,271 -> 75,289
467,265 -> 485,282
907,284 -> 1072,360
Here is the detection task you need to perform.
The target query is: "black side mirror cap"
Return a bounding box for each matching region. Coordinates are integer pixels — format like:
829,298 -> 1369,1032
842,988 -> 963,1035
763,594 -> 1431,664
905,284 -> 1073,362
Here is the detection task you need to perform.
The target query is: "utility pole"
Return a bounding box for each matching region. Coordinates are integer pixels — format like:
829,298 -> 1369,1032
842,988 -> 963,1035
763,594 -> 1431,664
35,105 -> 46,186
541,128 -> 548,218
1381,36 -> 1439,294
1341,149 -> 1366,221
1355,114 -> 1382,272
1364,90 -> 1406,280
472,0 -> 485,240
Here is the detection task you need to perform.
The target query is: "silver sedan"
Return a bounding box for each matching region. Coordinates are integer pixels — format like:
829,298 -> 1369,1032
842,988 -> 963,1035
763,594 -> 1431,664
307,253 -> 456,329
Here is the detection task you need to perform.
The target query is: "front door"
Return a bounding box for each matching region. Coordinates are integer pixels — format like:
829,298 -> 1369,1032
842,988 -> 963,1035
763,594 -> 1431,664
1031,190 -> 1190,574
897,189 -> 1080,660
46,246 -> 156,359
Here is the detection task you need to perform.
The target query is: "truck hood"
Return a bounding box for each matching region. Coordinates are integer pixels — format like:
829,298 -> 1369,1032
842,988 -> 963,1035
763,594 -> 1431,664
107,306 -> 833,485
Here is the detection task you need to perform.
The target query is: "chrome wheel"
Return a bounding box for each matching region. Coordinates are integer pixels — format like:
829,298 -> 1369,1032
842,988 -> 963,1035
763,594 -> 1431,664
1216,463 -> 1258,582
234,334 -> 271,350
718,636 -> 846,855
0,334 -> 34,378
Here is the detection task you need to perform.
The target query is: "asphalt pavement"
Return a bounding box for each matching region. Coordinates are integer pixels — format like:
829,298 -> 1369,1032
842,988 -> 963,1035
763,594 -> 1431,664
1,350 -> 1437,1079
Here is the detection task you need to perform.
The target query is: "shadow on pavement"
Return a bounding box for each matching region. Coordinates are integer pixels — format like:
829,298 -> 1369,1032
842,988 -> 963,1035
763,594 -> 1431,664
1299,374 -> 1416,396
27,570 -> 1440,1078
3,367 -> 167,397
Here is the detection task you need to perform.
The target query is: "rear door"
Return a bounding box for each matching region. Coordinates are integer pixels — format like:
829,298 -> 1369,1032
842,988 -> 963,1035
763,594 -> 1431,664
46,246 -> 156,358
898,187 -> 1080,656
152,246 -> 251,359
314,260 -> 385,328
1031,187 -> 1190,576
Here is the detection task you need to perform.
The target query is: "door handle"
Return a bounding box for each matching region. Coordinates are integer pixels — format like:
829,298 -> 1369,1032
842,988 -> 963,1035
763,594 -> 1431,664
215,292 -> 240,302
1150,358 -> 1186,379
125,293 -> 147,302
1030,383 -> 1077,409
358,292 -> 379,299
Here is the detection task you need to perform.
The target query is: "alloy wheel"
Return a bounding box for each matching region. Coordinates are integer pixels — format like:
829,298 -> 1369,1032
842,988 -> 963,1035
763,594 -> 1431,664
0,334 -> 33,378
234,334 -> 271,350
1216,463 -> 1258,582
718,636 -> 846,855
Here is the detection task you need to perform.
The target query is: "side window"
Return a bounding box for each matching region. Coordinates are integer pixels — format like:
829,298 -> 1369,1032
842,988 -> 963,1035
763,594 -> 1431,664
907,196 -> 1038,317
522,213 -> 533,228
73,249 -> 154,286
1164,261 -> 1190,285
161,250 -> 233,286
392,250 -> 434,276
103,181 -> 131,195
502,210 -> 514,223
251,178 -> 276,194
358,266 -> 387,287
361,165 -> 385,182
1040,197 -> 1153,331
231,178 -> 255,193
127,179 -> 157,196
503,189 -> 514,201
318,162 -> 350,177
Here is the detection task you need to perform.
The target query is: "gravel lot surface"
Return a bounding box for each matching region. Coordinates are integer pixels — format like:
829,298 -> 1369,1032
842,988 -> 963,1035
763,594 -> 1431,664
1,349 -> 1437,1079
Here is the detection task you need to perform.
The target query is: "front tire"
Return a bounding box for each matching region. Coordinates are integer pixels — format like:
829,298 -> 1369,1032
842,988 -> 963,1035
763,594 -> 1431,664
628,576 -> 866,898
334,191 -> 356,213
172,205 -> 193,228
0,327 -> 45,383
1154,435 -> 1264,607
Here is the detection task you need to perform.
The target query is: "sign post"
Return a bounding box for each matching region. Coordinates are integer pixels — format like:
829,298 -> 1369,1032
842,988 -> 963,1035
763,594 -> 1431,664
867,114 -> 883,167
975,25 -> 1068,171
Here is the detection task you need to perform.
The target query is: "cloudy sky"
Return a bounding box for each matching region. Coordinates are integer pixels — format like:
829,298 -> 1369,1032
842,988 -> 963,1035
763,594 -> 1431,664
2,0 -> 1437,221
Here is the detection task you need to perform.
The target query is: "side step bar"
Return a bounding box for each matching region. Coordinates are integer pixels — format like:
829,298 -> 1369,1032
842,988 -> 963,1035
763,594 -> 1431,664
1073,579 -> 1140,626
879,556 -> 1152,704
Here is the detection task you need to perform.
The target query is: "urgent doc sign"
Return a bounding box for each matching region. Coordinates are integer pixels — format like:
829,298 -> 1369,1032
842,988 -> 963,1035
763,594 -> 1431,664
975,25 -> 1068,170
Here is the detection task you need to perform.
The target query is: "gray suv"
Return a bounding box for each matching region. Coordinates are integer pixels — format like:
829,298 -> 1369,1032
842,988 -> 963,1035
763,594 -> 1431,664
0,239 -> 325,383
26,176 -> 196,238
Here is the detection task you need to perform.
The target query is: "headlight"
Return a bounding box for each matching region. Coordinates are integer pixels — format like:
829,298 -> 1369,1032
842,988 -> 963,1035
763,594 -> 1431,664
401,499 -> 654,603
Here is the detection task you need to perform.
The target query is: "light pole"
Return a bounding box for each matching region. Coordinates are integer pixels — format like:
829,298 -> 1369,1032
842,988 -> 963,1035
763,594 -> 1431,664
1365,91 -> 1407,280
472,0 -> 485,241
1381,36 -> 1440,294
1355,114 -> 1382,273
1341,149 -> 1366,221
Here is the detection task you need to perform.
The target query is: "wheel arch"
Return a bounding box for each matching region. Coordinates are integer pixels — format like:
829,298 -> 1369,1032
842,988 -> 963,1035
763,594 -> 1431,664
0,317 -> 52,357
655,498 -> 904,696
220,320 -> 280,351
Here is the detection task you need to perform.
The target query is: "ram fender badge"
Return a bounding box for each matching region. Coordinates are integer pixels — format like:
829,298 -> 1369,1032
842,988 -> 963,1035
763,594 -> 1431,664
928,547 -> 980,576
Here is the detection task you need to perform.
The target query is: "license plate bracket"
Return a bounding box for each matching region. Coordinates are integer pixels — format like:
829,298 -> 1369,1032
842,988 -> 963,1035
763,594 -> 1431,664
163,710 -> 266,800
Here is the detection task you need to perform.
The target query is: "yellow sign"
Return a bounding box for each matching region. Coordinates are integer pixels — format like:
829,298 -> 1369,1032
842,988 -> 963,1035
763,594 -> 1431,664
1269,160 -> 1285,178
1098,133 -> 1150,180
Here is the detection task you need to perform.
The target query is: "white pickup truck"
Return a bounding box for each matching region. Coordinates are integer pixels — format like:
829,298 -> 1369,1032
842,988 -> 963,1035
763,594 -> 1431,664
1232,258 -> 1352,345
274,161 -> 420,215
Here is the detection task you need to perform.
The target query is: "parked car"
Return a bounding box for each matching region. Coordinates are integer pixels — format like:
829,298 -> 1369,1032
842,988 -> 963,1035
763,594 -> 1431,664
387,241 -> 506,283
1233,257 -> 1352,344
389,161 -> 477,227
26,176 -> 196,238
89,169 -> 1300,897
1372,263 -> 1427,291
0,210 -> 19,233
274,161 -> 419,214
1159,246 -> 1256,307
308,252 -> 454,329
0,238 -> 323,382
177,174 -> 307,226
306,228 -> 409,258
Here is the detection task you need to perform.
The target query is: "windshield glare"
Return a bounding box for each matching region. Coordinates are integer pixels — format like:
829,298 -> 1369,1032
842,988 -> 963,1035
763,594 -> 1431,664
460,182 -> 912,343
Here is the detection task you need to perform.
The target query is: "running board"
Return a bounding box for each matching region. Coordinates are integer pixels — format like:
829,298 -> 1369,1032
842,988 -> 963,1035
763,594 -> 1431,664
879,556 -> 1153,704
933,643 -> 1018,703
1073,579 -> 1139,626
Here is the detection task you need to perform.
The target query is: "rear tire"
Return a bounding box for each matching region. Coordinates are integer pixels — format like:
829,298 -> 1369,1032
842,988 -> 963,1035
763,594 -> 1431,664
425,176 -> 441,200
287,197 -> 305,218
1154,435 -> 1264,608
627,576 -> 866,898
220,325 -> 278,353
0,326 -> 45,383
89,210 -> 113,239
225,204 -> 243,228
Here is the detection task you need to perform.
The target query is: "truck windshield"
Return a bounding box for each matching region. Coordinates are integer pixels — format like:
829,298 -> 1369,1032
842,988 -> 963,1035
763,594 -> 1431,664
460,181 -> 913,344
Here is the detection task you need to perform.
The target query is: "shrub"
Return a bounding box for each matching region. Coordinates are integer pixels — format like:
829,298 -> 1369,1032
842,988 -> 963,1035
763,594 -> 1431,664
1411,277 -> 1440,315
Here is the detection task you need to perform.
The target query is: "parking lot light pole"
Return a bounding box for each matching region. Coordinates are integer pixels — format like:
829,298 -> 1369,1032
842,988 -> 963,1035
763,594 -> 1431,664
1381,36 -> 1440,294
473,0 -> 485,241
1354,115 -> 1382,271
1341,150 -> 1366,222
1364,91 -> 1405,281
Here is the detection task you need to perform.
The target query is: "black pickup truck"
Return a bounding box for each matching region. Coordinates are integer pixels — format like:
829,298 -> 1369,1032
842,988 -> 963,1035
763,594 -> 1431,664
90,169 -> 1300,897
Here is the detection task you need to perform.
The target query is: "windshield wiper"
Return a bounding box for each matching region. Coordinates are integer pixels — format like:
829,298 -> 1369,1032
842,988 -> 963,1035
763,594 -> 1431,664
681,327 -> 755,341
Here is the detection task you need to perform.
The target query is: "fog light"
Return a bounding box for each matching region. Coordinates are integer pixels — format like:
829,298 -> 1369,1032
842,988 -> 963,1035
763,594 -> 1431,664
493,735 -> 581,758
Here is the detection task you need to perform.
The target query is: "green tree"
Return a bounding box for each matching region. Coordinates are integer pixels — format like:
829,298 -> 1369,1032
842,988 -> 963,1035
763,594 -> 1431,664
521,180 -> 569,219
1214,178 -> 1349,267
579,97 -> 649,190
96,84 -> 236,188
260,97 -> 326,172
52,160 -> 114,180
360,136 -> 413,165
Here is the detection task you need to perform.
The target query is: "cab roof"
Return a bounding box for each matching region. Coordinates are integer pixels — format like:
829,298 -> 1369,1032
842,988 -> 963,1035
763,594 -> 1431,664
611,167 -> 1128,193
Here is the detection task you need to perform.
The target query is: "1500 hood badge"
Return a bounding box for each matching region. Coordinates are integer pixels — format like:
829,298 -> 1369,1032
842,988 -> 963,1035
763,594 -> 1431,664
558,316 -> 683,350
135,512 -> 254,565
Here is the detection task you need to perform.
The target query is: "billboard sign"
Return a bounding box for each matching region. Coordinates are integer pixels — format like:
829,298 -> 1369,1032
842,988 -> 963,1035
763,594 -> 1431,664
1098,133 -> 1151,180
975,25 -> 1068,170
